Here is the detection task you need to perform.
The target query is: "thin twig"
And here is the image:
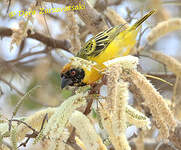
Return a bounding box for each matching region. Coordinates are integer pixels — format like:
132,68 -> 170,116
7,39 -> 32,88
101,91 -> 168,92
66,128 -> 82,150
155,141 -> 178,150
171,76 -> 179,111
11,119 -> 37,132
18,39 -> 26,57
11,113 -> 48,148
0,76 -> 23,96
136,27 -> 150,48
40,113 -> 48,131
6,0 -> 11,14
9,85 -> 41,131
6,47 -> 50,64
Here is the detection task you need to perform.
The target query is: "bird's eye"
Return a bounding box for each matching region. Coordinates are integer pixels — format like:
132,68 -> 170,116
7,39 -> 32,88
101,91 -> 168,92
71,70 -> 76,75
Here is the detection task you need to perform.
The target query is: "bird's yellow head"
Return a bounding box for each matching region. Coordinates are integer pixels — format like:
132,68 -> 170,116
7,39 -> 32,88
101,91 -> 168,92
60,63 -> 86,89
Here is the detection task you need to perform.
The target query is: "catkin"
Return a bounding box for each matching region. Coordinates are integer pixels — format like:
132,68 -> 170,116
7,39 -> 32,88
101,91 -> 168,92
99,106 -> 122,150
147,18 -> 181,45
128,70 -> 176,138
10,3 -> 37,50
103,55 -> 139,70
43,92 -> 87,141
126,105 -> 151,129
69,111 -> 107,150
100,103 -> 131,150
105,64 -> 121,113
54,129 -> 70,150
149,0 -> 171,21
150,50 -> 181,78
100,62 -> 131,150
66,12 -> 81,54
11,21 -> 28,49
112,81 -> 128,136
17,92 -> 87,142
113,80 -> 130,150
105,8 -> 129,28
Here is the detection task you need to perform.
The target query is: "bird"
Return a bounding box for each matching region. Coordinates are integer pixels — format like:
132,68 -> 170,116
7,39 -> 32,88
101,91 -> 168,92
60,10 -> 155,89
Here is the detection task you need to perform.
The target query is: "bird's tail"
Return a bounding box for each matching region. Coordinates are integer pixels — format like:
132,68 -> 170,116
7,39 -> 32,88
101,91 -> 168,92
131,10 -> 156,30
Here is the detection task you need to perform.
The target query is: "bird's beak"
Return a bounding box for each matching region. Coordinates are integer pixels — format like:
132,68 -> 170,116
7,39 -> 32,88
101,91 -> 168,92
61,76 -> 72,89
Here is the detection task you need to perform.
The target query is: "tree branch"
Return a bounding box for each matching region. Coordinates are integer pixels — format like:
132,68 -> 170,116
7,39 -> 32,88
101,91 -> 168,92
6,47 -> 50,64
0,27 -> 71,51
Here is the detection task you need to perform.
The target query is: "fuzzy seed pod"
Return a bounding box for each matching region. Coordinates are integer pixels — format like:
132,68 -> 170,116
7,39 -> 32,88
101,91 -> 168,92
70,111 -> 107,150
147,18 -> 181,45
66,12 -> 81,54
10,3 -> 37,50
100,61 -> 131,150
105,8 -> 129,28
103,55 -> 139,70
126,105 -> 151,129
150,50 -> 181,78
43,92 -> 87,141
128,70 -> 176,138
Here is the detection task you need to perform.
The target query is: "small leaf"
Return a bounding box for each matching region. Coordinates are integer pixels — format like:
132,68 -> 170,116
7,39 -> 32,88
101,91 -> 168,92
61,89 -> 72,99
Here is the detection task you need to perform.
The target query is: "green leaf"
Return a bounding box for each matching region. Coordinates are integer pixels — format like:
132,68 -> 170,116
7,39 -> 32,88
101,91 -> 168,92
61,89 -> 72,99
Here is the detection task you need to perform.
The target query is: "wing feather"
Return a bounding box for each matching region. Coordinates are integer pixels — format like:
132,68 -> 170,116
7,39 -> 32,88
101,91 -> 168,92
76,24 -> 127,59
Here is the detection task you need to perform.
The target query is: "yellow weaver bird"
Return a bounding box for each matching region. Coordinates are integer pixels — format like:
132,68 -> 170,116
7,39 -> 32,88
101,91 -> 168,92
61,10 -> 155,89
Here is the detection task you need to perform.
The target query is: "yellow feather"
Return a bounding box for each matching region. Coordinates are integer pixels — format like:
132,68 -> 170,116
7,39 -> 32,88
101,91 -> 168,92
62,10 -> 156,85
82,10 -> 156,84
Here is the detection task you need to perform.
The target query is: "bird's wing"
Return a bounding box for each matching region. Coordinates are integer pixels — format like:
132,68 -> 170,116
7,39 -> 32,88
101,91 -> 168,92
76,24 -> 127,59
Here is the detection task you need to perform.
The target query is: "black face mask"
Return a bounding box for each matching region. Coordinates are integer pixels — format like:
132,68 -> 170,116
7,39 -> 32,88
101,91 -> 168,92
60,68 -> 85,89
